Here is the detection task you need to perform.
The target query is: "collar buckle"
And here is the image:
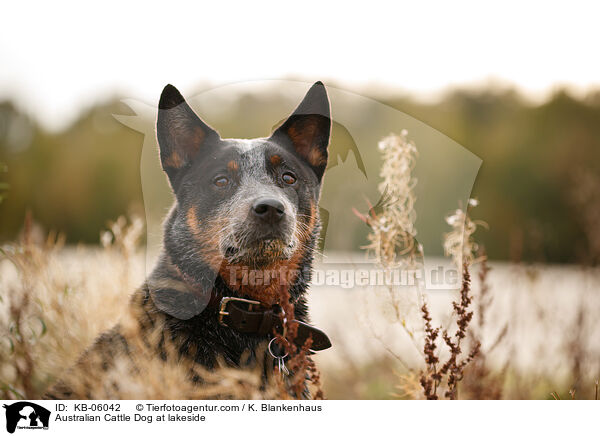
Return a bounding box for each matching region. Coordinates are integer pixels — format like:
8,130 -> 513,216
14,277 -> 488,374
218,296 -> 261,326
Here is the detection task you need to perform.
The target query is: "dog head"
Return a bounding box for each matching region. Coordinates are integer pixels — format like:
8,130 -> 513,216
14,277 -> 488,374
153,82 -> 330,317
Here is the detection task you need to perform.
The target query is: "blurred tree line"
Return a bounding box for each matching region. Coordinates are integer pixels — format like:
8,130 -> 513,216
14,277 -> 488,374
0,86 -> 599,264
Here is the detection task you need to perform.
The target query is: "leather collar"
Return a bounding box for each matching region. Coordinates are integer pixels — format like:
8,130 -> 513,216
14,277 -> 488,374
172,263 -> 331,352
208,292 -> 331,351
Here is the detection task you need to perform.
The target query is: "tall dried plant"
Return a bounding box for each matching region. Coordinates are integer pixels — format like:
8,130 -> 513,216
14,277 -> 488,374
274,282 -> 324,399
361,131 -> 422,271
443,198 -> 487,271
357,131 -> 486,399
354,131 -> 424,369
419,200 -> 484,399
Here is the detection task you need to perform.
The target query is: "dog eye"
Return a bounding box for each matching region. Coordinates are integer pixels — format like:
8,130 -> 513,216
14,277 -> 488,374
282,172 -> 296,185
214,176 -> 229,187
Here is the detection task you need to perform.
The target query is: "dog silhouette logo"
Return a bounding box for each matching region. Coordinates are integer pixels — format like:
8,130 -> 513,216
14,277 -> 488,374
3,402 -> 50,433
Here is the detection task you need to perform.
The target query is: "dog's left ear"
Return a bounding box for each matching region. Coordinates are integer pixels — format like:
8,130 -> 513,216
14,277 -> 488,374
270,82 -> 331,181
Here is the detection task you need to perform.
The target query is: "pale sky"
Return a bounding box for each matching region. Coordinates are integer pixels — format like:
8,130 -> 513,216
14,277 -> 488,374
1,0 -> 599,130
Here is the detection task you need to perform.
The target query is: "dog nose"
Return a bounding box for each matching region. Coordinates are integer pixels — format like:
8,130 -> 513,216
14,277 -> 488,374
252,198 -> 285,223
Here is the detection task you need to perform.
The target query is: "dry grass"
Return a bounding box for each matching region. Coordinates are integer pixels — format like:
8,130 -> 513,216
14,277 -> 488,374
50,333 -> 282,400
0,213 -> 139,398
0,214 -> 289,400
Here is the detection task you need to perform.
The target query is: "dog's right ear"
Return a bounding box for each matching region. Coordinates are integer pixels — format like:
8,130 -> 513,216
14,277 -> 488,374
156,84 -> 219,186
270,82 -> 331,181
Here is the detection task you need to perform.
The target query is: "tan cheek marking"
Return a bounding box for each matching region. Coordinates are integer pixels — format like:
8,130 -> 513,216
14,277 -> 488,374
227,160 -> 239,171
187,207 -> 225,271
186,207 -> 201,236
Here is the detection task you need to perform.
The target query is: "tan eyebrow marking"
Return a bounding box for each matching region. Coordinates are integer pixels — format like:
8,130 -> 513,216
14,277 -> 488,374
227,160 -> 239,171
270,154 -> 282,166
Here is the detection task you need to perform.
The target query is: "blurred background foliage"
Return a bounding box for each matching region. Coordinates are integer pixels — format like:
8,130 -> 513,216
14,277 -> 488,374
1,85 -> 599,264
